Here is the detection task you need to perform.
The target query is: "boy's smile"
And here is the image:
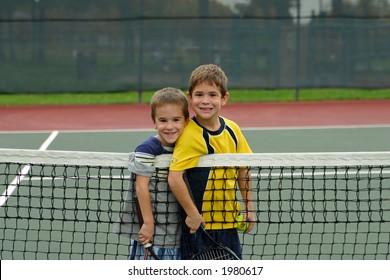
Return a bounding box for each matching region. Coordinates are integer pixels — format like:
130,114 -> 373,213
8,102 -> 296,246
154,104 -> 188,147
188,82 -> 229,130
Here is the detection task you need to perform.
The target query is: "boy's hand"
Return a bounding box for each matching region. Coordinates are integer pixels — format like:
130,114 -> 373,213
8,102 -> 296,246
185,213 -> 205,234
138,222 -> 154,245
243,211 -> 255,233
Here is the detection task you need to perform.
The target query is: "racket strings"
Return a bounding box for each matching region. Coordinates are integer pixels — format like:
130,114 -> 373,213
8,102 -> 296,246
193,248 -> 236,260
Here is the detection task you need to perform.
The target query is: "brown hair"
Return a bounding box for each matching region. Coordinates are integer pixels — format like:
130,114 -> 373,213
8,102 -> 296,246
188,64 -> 228,97
150,87 -> 189,121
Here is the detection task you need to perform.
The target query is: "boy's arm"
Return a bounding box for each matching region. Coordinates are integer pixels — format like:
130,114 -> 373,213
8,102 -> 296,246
168,170 -> 205,234
238,168 -> 255,233
135,175 -> 155,244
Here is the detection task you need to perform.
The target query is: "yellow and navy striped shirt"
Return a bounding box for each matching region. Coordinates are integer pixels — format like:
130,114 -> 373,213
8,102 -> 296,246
170,116 -> 252,230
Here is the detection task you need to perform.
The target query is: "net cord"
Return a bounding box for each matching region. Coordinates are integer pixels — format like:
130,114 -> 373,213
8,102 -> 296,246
1,148 -> 390,168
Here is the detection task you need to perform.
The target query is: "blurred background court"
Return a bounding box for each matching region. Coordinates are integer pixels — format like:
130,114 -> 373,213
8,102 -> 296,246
1,122 -> 390,153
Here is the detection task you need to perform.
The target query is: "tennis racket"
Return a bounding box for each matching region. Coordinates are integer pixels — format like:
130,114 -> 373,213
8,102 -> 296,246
184,175 -> 239,259
191,224 -> 240,260
134,195 -> 159,260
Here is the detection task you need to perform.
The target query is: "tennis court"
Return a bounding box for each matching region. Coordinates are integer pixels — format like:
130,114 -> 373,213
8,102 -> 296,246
1,100 -> 390,153
1,100 -> 390,260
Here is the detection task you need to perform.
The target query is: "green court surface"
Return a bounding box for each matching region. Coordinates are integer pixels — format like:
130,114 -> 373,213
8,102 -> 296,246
0,126 -> 389,153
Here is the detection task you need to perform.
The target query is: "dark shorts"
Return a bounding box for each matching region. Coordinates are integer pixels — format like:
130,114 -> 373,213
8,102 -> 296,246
181,227 -> 242,260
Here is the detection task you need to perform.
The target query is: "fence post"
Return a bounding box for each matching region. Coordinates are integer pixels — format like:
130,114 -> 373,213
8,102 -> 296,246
295,0 -> 301,101
137,0 -> 144,104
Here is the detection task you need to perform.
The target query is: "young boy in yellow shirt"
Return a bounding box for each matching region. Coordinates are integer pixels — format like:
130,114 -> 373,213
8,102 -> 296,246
168,64 -> 255,259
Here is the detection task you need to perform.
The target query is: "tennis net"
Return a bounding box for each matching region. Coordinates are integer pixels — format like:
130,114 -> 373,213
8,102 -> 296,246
1,148 -> 390,260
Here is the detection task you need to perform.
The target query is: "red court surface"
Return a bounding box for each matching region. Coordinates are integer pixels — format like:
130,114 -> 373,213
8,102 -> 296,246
1,100 -> 390,131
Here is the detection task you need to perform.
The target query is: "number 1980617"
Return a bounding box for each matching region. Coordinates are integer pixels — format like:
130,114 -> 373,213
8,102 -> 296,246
222,266 -> 263,276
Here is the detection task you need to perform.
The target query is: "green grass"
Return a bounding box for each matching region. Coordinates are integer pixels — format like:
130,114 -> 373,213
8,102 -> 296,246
1,88 -> 390,106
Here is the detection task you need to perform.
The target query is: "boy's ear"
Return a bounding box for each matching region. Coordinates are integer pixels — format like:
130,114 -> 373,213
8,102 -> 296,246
152,119 -> 157,129
187,92 -> 192,102
222,91 -> 229,105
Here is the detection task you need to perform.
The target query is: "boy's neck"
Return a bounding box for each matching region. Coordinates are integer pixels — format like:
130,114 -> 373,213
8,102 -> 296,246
194,115 -> 221,131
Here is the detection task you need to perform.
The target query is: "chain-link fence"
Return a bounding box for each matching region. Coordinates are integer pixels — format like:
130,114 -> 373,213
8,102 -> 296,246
0,0 -> 389,97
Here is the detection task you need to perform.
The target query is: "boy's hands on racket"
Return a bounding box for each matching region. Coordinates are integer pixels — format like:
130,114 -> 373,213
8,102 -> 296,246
138,222 -> 154,245
186,212 -> 205,234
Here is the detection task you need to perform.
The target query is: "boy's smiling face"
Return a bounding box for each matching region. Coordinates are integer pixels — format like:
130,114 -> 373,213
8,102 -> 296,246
188,82 -> 229,131
154,103 -> 188,147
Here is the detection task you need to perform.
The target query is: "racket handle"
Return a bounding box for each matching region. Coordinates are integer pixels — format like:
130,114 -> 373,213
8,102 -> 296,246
144,242 -> 152,248
134,196 -> 144,225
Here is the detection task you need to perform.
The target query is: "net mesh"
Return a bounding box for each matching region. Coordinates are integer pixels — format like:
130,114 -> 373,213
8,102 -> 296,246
1,148 -> 390,260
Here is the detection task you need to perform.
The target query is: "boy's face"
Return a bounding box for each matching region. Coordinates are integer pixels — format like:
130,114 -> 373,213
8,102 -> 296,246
188,82 -> 229,128
153,104 -> 188,147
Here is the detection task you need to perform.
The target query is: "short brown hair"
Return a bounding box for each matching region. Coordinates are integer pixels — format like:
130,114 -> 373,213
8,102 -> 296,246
150,87 -> 189,121
188,64 -> 228,97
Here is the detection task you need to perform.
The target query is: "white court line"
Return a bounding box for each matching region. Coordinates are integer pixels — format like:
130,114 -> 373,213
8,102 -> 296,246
0,130 -> 59,207
0,124 -> 390,134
